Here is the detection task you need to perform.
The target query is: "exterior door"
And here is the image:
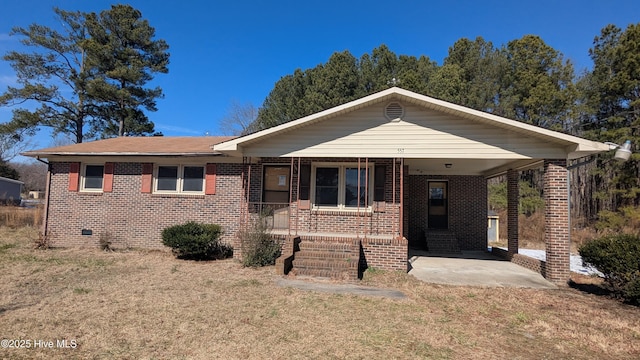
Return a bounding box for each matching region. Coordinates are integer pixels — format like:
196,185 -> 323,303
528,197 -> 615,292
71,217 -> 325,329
262,165 -> 291,229
263,166 -> 290,203
428,181 -> 448,229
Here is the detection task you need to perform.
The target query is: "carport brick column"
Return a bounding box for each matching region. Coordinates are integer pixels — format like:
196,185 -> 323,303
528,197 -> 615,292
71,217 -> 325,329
544,159 -> 570,285
507,169 -> 519,256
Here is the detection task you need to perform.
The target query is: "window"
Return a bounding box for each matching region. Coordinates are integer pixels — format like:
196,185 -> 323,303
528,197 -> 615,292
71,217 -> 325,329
154,165 -> 205,194
312,164 -> 374,210
81,164 -> 104,191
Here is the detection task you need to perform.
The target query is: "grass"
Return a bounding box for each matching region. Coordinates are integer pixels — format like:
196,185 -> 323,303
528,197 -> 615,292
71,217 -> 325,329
0,205 -> 42,229
1,226 -> 639,359
491,209 -> 599,252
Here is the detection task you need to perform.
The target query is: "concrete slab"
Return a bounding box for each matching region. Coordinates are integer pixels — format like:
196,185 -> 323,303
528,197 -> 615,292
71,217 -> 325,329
408,251 -> 557,289
275,278 -> 407,299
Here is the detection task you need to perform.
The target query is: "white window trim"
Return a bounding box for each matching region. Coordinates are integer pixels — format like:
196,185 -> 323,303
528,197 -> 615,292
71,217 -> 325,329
153,165 -> 205,195
311,162 -> 374,211
80,163 -> 104,192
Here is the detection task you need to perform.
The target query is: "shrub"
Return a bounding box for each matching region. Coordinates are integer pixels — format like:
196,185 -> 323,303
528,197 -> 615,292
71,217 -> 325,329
162,222 -> 231,260
595,206 -> 640,235
99,232 -> 114,251
34,231 -> 50,249
579,234 -> 640,305
239,215 -> 281,267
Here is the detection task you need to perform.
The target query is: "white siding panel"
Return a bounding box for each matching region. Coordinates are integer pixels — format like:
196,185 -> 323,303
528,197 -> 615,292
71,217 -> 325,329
243,103 -> 568,159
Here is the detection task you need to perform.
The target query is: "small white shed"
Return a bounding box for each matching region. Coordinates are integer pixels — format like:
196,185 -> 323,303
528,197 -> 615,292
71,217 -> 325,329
487,210 -> 500,243
0,176 -> 24,205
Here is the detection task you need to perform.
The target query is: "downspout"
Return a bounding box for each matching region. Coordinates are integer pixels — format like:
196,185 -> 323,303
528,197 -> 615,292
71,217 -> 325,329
247,157 -> 252,226
36,157 -> 51,238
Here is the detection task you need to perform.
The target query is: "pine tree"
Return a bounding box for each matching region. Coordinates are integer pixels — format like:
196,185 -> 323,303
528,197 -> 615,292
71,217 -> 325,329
84,4 -> 170,137
0,8 -> 94,143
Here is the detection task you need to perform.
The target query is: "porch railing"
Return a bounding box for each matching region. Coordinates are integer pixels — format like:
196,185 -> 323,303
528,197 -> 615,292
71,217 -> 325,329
247,202 -> 290,230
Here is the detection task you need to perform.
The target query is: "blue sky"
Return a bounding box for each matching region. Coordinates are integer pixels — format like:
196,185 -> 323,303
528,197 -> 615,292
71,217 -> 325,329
1,0 -> 639,157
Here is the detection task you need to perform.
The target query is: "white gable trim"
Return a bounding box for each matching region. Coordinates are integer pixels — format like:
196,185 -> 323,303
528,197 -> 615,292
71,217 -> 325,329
214,87 -> 609,159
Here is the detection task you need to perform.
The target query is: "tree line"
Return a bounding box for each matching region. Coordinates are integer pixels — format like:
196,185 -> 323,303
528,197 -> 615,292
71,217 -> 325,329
252,25 -> 639,221
1,5 -> 638,222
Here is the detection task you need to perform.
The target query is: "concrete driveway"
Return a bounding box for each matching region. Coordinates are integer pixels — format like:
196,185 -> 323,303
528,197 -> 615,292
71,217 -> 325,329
408,251 -> 556,289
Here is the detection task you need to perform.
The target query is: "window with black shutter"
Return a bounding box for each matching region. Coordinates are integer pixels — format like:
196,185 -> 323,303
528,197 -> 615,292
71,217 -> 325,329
299,165 -> 311,201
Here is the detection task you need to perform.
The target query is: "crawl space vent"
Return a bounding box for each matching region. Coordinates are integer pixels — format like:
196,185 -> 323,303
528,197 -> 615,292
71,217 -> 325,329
385,102 -> 404,121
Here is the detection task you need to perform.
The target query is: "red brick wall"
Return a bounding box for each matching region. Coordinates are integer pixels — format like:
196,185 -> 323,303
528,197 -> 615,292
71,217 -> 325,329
46,162 -> 244,249
492,247 -> 547,276
407,175 -> 487,250
507,169 -> 519,255
543,159 -> 570,284
361,237 -> 408,271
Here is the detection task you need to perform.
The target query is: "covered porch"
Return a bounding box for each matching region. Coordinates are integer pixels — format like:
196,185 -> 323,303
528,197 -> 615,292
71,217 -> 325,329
214,87 -> 610,284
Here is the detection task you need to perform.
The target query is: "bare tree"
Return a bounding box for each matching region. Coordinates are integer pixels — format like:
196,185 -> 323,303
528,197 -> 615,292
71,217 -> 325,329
49,133 -> 75,148
12,161 -> 47,191
0,133 -> 32,162
218,100 -> 259,136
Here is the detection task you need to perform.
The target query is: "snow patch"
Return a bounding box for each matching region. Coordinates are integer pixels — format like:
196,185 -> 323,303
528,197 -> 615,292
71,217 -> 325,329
496,248 -> 603,277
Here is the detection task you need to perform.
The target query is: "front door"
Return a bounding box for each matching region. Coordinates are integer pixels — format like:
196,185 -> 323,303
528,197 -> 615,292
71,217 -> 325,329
428,181 -> 448,229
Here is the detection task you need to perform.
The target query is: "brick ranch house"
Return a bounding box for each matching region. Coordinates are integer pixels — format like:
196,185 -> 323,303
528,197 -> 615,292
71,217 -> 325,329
24,87 -> 610,284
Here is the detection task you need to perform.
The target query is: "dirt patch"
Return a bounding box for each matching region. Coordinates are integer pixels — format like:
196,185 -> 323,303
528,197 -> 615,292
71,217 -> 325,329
1,226 -> 639,359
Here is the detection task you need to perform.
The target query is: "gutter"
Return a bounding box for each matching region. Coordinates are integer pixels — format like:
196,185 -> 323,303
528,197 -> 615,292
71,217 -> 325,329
22,152 -> 226,157
36,157 -> 52,241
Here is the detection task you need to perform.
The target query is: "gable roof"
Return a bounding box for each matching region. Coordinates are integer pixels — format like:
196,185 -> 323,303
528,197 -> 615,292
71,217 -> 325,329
213,87 -> 609,159
22,136 -> 236,157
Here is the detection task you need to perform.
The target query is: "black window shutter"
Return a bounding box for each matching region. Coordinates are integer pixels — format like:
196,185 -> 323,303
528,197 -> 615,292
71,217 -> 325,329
374,165 -> 386,201
299,165 -> 311,200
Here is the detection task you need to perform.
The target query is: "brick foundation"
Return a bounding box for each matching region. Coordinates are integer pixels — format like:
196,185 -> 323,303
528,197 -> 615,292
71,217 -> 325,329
491,247 -> 547,276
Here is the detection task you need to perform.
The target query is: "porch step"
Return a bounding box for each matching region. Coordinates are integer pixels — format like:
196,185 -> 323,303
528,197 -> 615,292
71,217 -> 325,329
290,241 -> 359,280
425,230 -> 461,253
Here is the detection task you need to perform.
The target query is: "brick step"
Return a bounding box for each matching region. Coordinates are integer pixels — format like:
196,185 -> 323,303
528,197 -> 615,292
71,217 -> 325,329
293,258 -> 357,271
289,240 -> 359,280
291,268 -> 357,281
426,230 -> 460,253
295,250 -> 353,260
427,245 -> 460,253
298,242 -> 352,252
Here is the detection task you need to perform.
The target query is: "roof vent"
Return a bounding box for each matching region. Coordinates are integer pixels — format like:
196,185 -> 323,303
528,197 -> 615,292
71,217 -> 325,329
385,102 -> 404,121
